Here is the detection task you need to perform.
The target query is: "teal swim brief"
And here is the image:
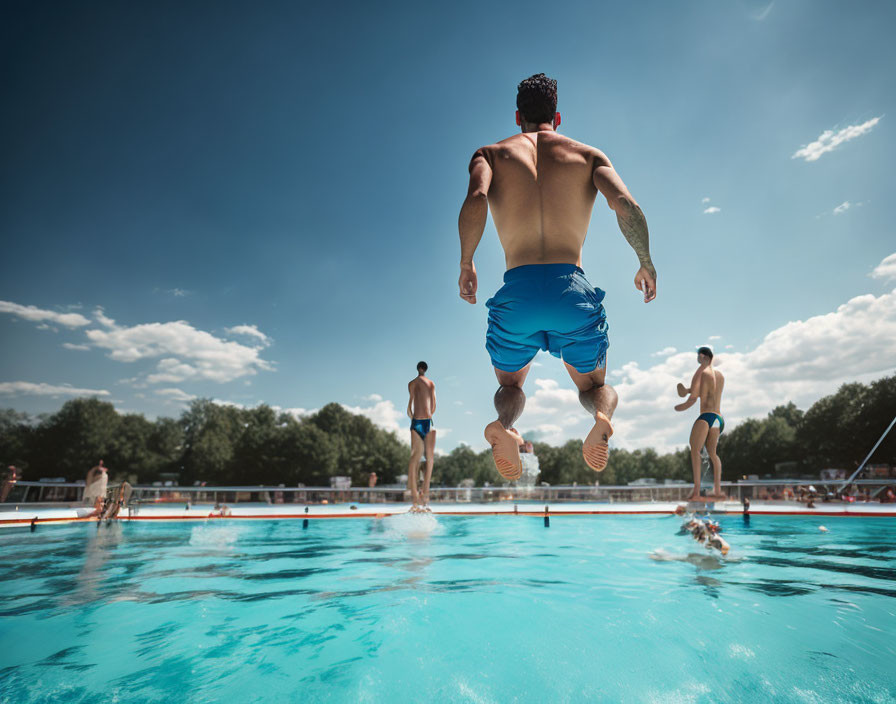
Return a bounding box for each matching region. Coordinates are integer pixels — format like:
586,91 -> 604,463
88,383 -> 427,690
485,263 -> 609,374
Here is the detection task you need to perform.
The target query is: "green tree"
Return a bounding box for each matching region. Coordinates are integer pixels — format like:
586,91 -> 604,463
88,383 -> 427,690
279,421 -> 338,485
0,409 -> 34,473
32,398 -> 121,478
180,399 -> 242,483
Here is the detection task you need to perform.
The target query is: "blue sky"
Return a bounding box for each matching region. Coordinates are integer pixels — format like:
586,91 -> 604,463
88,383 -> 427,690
2,0 -> 895,454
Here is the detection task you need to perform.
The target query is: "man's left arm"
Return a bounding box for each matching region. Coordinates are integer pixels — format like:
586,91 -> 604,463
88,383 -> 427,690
406,383 -> 414,419
430,385 -> 437,415
458,149 -> 493,304
593,151 -> 656,303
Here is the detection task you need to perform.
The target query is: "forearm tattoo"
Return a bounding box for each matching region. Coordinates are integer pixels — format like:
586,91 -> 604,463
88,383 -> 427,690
616,201 -> 654,274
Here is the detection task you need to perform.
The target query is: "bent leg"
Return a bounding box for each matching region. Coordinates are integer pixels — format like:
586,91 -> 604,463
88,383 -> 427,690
494,366 -> 529,428
565,361 -> 618,420
705,427 -> 726,499
687,420 -> 710,500
407,431 -> 424,507
422,429 -> 437,506
485,365 -> 530,480
566,361 -> 618,471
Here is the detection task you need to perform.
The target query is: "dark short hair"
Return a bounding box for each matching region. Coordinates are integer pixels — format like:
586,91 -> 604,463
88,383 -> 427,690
417,361 -> 428,372
697,346 -> 713,359
516,73 -> 557,124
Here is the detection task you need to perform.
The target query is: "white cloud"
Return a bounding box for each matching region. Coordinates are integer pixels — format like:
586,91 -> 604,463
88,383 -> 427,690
701,197 -> 711,204
211,399 -> 246,409
225,324 -> 272,347
652,346 -> 677,357
85,317 -> 273,384
708,335 -> 721,341
94,308 -> 116,328
0,301 -> 90,328
362,393 -> 384,402
62,343 -> 90,351
0,381 -> 110,397
870,253 -> 896,281
792,117 -> 882,162
703,206 -> 721,215
833,201 -> 850,215
155,388 -> 197,403
342,398 -> 405,438
514,287 -> 896,452
276,406 -> 312,420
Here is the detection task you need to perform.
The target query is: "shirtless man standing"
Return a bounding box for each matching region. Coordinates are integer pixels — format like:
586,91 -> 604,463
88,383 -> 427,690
675,346 -> 726,501
406,361 -> 436,509
457,74 -> 656,479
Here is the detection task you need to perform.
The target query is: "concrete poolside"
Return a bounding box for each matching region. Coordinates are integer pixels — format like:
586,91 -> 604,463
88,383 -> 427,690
2,499 -> 896,529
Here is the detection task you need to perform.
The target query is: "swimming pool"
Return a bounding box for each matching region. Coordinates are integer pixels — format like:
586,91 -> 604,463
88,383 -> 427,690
1,514 -> 894,703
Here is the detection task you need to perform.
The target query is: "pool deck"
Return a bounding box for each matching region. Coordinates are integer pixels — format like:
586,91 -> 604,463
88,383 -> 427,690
2,500 -> 895,529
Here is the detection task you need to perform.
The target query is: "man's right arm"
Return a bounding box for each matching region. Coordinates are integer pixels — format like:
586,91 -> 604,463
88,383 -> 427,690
592,151 -> 656,302
458,149 -> 493,304
674,369 -> 702,411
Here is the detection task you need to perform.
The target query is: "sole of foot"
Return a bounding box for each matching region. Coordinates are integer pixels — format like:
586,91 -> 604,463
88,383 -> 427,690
484,421 -> 523,480
583,411 -> 614,471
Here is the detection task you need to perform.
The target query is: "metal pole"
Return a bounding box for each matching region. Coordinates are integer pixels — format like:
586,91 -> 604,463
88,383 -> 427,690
839,415 -> 896,492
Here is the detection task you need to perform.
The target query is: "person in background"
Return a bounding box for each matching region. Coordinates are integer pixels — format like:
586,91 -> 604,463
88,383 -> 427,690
406,361 -> 436,511
368,471 -> 378,503
675,346 -> 725,501
1,465 -> 20,502
83,460 -> 109,514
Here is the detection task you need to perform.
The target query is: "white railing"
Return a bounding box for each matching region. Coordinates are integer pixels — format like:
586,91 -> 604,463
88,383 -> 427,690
3,478 -> 894,507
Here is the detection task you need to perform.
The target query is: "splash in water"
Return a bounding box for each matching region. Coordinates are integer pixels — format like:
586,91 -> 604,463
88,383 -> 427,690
189,523 -> 241,548
382,511 -> 442,540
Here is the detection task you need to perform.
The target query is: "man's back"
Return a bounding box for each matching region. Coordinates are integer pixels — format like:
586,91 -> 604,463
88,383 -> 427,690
475,131 -> 601,269
408,376 -> 435,419
699,368 -> 725,414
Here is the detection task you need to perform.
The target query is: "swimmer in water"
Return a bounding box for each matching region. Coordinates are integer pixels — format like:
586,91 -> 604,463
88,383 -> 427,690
458,73 -> 656,480
680,516 -> 730,555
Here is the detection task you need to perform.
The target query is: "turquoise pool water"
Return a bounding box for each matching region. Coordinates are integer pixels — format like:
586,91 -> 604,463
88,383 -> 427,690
1,514 -> 894,703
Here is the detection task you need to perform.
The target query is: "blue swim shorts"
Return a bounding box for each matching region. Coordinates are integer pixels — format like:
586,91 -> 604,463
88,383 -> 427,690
485,263 -> 609,374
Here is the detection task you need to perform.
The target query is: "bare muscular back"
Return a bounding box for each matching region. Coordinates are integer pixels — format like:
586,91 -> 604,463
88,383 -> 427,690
699,368 -> 725,414
408,376 -> 436,420
473,132 -> 602,269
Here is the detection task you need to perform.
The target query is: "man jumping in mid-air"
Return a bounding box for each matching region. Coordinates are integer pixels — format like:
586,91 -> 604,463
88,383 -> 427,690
406,361 -> 436,510
457,73 -> 656,479
675,346 -> 726,501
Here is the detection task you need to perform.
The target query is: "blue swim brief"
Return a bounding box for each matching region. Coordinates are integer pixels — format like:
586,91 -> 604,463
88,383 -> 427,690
485,263 -> 609,374
697,412 -> 725,433
410,418 -> 433,440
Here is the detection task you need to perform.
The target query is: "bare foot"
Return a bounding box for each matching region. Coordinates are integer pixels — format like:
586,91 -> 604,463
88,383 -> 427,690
484,421 -> 523,480
684,492 -> 703,502
706,493 -> 728,501
582,412 -> 614,471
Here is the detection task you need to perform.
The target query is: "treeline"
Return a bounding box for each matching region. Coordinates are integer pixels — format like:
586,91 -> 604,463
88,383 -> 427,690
1,376 -> 893,486
0,400 -> 407,486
